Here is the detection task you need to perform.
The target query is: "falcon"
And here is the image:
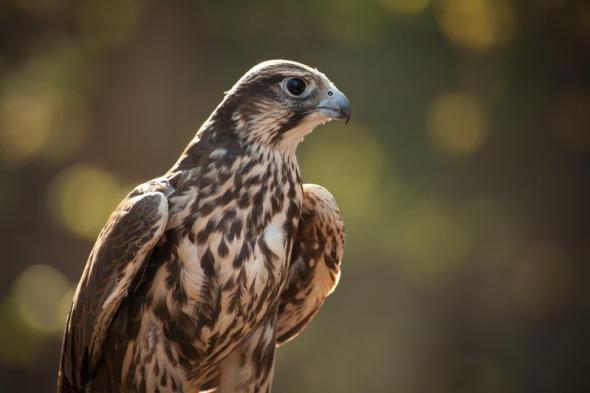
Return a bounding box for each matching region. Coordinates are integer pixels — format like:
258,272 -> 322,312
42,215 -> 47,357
58,60 -> 349,393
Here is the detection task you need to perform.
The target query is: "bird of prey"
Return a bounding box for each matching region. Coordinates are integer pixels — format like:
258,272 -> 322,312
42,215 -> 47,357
58,60 -> 349,393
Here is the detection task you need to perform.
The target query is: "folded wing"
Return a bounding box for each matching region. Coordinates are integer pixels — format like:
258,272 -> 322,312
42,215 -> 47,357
58,181 -> 171,392
276,184 -> 345,345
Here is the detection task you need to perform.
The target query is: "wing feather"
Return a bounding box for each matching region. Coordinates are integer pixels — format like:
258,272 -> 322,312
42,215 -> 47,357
58,182 -> 171,392
276,184 -> 345,345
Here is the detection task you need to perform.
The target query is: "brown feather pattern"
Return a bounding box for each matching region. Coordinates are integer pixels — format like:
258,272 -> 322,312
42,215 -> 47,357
58,60 -> 347,393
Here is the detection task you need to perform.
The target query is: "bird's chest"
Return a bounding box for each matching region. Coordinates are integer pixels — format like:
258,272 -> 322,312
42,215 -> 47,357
179,198 -> 299,365
185,193 -> 298,321
151,158 -> 303,368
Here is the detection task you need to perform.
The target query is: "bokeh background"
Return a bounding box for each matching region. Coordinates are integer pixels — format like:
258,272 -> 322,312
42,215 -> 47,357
1,0 -> 590,391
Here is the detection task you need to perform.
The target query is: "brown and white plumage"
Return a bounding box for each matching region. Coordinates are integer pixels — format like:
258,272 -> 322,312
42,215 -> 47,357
276,184 -> 344,345
58,60 -> 349,393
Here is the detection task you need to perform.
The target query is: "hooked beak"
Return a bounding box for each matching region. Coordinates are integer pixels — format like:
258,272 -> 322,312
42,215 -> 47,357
316,87 -> 351,125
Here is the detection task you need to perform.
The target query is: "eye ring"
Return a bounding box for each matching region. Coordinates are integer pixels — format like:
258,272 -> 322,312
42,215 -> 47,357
283,77 -> 307,97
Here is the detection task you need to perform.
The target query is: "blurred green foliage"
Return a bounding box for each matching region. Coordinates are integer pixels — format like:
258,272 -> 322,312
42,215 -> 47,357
0,0 -> 589,391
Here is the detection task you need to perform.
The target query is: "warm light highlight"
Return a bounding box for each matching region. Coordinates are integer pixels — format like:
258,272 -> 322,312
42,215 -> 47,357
436,0 -> 514,52
46,164 -> 128,240
11,264 -> 72,334
428,91 -> 489,156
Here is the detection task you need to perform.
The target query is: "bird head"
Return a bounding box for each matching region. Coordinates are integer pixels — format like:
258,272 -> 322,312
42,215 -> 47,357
211,60 -> 351,153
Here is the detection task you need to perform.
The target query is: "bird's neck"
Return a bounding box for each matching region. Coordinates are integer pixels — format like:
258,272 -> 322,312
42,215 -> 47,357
170,117 -> 302,186
172,114 -> 306,173
165,128 -> 303,236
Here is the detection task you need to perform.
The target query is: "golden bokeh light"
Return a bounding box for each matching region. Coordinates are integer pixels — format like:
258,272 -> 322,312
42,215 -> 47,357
381,0 -> 430,15
436,0 -> 514,52
428,91 -> 489,156
11,264 -> 73,334
0,46 -> 89,165
47,164 -> 128,240
0,84 -> 56,163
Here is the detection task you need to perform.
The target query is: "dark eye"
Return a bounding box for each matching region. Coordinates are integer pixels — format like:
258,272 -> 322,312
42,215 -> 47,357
285,78 -> 307,96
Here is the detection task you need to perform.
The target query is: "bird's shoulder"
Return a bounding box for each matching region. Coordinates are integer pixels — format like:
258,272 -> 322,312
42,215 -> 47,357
58,177 -> 175,392
300,184 -> 343,227
295,183 -> 345,276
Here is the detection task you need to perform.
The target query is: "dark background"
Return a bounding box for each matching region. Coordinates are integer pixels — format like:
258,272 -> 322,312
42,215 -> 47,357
1,0 -> 590,392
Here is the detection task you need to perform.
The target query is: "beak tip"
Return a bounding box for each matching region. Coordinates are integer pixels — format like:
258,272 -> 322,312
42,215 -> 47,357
339,96 -> 351,125
341,96 -> 351,125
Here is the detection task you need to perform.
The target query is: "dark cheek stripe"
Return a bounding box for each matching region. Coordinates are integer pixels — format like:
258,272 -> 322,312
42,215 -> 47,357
270,112 -> 309,145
